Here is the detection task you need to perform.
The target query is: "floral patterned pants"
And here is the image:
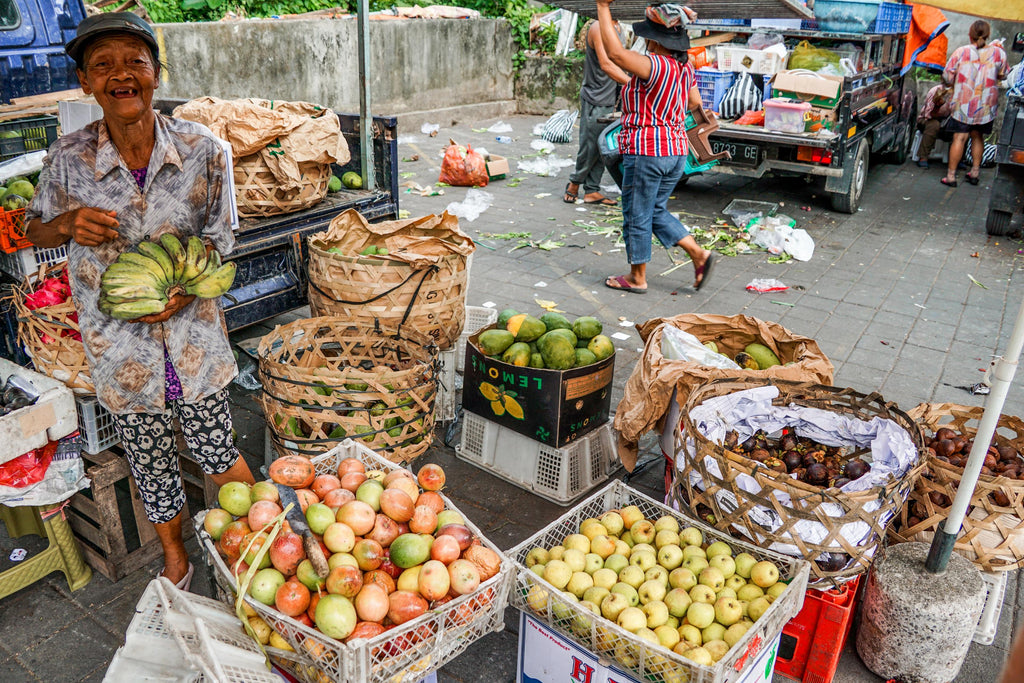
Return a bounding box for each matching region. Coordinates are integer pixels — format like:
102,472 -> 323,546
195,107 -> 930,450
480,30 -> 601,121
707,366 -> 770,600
111,389 -> 239,523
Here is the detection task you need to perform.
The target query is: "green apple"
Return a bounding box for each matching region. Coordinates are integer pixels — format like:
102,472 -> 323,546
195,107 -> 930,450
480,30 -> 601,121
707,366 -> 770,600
666,615 -> 679,630
611,582 -> 640,607
724,621 -> 751,648
657,544 -> 684,571
654,515 -> 680,533
767,581 -> 788,600
683,556 -> 709,576
750,560 -> 780,588
580,520 -> 606,541
562,548 -> 586,573
583,586 -> 610,606
706,540 -> 732,559
677,624 -> 702,647
617,606 -> 647,633
631,542 -> 656,556
664,587 -> 692,618
592,567 -> 618,590
716,587 -> 737,600
669,567 -> 697,591
714,596 -> 743,626
701,622 -> 726,643
579,599 -> 601,616
543,560 -> 572,589
737,583 -> 764,601
686,601 -> 716,629
604,553 -> 629,574
682,646 -> 714,666
725,574 -> 747,592
590,535 -> 616,559
642,600 -> 669,628
584,552 -> 604,574
680,527 -> 704,547
655,529 -> 680,549
567,571 -> 594,598
613,539 -> 632,557
748,596 -> 772,622
601,592 -> 630,621
548,545 -> 565,561
618,565 -> 646,589
526,547 -> 549,568
681,544 -> 707,561
619,530 -> 635,547
704,639 -> 729,663
530,564 -> 546,578
734,552 -> 757,579
629,550 -> 657,572
631,520 -> 656,545
600,511 -> 625,536
563,534 -> 591,554
551,591 -> 578,622
699,567 -> 725,591
655,624 -> 681,650
689,584 -> 716,604
645,565 -> 669,586
709,554 -> 736,579
638,579 -> 667,604
619,506 -> 645,529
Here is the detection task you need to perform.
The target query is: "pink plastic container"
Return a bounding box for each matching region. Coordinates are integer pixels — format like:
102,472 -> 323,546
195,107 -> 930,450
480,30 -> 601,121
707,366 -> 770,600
764,98 -> 811,133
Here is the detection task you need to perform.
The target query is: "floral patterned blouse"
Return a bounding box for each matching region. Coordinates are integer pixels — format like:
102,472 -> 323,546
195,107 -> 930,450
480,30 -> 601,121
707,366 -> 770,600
28,114 -> 237,414
943,43 -> 1008,125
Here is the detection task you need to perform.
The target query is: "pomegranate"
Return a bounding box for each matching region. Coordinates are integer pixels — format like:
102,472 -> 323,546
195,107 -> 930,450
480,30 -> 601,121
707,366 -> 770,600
268,532 -> 305,576
387,476 -> 421,503
345,621 -> 386,644
323,487 -> 355,510
341,471 -> 367,493
220,520 -> 252,560
367,514 -> 401,548
353,538 -> 385,571
363,570 -> 396,594
247,500 -> 283,532
275,580 -> 311,617
408,505 -> 438,535
447,559 -> 481,595
326,565 -> 363,598
295,488 -> 319,512
387,591 -> 428,625
436,524 -> 473,551
336,457 -> 366,479
429,534 -> 461,564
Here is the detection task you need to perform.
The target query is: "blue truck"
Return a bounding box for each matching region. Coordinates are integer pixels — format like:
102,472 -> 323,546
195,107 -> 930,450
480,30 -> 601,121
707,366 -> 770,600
0,2 -> 400,340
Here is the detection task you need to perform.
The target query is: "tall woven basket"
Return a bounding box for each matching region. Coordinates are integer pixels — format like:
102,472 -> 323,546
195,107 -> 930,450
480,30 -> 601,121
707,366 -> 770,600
672,378 -> 925,587
11,262 -> 94,393
889,403 -> 1024,572
234,154 -> 331,217
307,212 -> 471,349
258,317 -> 438,463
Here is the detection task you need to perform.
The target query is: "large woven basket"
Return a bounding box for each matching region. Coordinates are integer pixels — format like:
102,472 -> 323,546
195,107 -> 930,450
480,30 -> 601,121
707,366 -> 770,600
672,377 -> 925,587
258,317 -> 437,463
307,212 -> 471,350
889,403 -> 1024,572
11,262 -> 94,393
234,154 -> 330,218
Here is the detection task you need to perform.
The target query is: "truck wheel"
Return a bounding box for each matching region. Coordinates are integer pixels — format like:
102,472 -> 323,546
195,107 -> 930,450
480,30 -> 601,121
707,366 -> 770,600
884,99 -> 917,165
831,139 -> 869,214
986,209 -> 1013,236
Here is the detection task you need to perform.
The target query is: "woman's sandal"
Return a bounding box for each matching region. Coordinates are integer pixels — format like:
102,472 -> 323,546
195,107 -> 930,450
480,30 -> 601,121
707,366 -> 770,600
694,253 -> 715,291
940,177 -> 958,188
605,275 -> 647,294
161,562 -> 195,591
965,173 -> 980,186
563,183 -> 579,204
584,196 -> 618,206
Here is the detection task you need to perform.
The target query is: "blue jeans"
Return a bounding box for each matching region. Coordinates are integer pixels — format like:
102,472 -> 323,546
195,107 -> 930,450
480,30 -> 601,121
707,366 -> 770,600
621,154 -> 689,265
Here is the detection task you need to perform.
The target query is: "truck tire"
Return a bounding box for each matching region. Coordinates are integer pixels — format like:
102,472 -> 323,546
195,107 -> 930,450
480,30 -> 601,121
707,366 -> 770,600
986,209 -> 1013,236
831,139 -> 869,214
883,98 -> 917,165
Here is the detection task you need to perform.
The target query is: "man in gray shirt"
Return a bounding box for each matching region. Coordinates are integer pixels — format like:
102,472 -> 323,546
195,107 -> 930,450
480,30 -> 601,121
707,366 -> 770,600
563,19 -> 629,206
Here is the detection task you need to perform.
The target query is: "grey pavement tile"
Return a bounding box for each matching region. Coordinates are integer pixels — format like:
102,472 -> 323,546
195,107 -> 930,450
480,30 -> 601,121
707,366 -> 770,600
833,363 -> 887,394
832,302 -> 875,322
439,628 -> 519,682
0,657 -> 38,683
845,347 -> 898,374
855,327 -> 904,350
0,582 -> 91,654
880,372 -> 937,409
907,319 -> 957,352
17,617 -> 120,682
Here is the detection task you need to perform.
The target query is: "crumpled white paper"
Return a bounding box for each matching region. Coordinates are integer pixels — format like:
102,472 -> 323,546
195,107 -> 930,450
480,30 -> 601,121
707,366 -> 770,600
681,385 -> 920,557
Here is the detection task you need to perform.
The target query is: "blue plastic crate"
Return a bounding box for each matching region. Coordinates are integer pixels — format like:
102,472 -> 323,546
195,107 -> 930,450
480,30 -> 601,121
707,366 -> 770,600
870,2 -> 912,33
692,18 -> 749,26
763,74 -> 774,103
814,0 -> 881,34
695,68 -> 736,112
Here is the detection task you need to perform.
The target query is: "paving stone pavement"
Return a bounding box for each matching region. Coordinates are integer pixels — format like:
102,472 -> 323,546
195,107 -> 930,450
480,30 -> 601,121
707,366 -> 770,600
1,113 -> 1022,682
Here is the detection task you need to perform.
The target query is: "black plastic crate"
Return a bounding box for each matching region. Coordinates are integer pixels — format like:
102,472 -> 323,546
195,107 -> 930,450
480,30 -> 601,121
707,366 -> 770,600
0,115 -> 58,162
0,281 -> 29,366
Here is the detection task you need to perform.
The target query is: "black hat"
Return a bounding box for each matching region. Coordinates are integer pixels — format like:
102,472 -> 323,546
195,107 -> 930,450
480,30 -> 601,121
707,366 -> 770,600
632,4 -> 691,53
66,12 -> 159,67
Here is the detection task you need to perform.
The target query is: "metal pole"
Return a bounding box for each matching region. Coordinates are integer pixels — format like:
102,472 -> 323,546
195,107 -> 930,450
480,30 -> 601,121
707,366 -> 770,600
357,0 -> 375,191
926,296 -> 1024,573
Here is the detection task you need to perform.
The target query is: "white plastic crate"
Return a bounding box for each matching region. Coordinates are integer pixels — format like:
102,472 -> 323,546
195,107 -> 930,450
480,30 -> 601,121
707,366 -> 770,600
434,347 -> 457,422
716,44 -> 789,75
456,305 -> 498,373
0,243 -> 68,280
456,410 -> 618,505
974,570 -> 1008,645
0,357 -> 76,464
75,394 -> 118,454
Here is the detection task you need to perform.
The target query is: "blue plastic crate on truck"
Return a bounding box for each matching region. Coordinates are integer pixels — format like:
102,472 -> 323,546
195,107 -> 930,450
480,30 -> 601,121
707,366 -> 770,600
696,68 -> 737,113
870,2 -> 912,34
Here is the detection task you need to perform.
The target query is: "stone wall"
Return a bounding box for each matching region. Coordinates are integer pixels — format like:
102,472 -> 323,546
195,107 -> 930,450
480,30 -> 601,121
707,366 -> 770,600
514,55 -> 585,115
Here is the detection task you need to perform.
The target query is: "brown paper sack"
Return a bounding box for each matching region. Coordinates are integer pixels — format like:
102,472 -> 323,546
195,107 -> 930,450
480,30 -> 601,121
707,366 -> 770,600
310,209 -> 475,265
614,313 -> 834,471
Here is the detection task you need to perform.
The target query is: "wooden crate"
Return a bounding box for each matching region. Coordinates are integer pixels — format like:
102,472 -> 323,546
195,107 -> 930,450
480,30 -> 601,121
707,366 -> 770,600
68,447 -> 195,582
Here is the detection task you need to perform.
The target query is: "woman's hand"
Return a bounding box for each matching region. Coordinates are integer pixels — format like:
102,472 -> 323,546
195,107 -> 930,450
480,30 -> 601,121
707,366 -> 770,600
130,293 -> 196,325
59,208 -> 120,247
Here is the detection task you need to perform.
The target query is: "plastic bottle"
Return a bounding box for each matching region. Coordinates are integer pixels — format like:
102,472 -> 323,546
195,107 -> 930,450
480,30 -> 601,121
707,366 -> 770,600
495,136 -> 512,144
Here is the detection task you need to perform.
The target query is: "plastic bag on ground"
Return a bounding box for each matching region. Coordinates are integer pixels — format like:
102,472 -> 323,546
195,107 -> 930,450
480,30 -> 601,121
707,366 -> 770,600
517,156 -> 574,177
748,215 -> 815,261
746,279 -> 789,293
439,141 -> 489,187
445,189 -> 493,222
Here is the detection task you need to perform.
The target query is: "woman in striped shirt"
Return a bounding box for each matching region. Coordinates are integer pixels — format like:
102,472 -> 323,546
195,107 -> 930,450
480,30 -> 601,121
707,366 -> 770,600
599,2 -> 713,294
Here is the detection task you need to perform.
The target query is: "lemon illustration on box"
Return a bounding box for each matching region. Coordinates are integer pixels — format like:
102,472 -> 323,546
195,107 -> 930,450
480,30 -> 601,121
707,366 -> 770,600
479,382 -> 525,419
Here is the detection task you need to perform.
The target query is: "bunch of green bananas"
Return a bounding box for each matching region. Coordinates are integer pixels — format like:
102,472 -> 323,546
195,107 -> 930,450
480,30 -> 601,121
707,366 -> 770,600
99,234 -> 236,320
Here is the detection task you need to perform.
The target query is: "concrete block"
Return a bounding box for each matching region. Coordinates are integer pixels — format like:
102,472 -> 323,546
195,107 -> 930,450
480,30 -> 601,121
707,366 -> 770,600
856,542 -> 985,683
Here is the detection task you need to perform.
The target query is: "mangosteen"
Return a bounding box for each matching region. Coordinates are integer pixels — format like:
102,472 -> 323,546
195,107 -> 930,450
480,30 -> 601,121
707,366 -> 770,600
765,457 -> 788,473
925,447 -> 937,459
801,451 -> 824,468
844,459 -> 871,481
742,437 -> 757,453
936,455 -> 950,464
833,477 -> 851,489
997,444 -> 1018,462
782,450 -> 803,472
929,491 -> 951,508
779,433 -> 798,452
750,448 -> 771,463
814,553 -> 848,573
907,515 -> 922,528
935,427 -> 957,442
991,490 -> 1011,507
805,463 -> 829,486
724,431 -> 739,449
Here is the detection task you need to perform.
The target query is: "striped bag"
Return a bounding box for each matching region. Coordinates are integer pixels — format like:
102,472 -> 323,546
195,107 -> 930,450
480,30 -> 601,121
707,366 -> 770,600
542,109 -> 579,143
719,72 -> 763,121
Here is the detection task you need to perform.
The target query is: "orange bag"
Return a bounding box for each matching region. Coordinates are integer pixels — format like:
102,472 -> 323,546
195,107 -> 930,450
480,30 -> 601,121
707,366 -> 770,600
439,140 -> 488,187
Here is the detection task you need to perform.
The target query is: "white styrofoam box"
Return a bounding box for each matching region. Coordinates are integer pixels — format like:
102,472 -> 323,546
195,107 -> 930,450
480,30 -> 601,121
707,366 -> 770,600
751,17 -> 803,29
456,410 -> 618,505
0,243 -> 68,279
434,347 -> 457,422
974,570 -> 1008,646
0,357 -> 76,464
75,394 -> 119,455
518,612 -> 781,683
57,100 -> 104,135
456,305 -> 498,373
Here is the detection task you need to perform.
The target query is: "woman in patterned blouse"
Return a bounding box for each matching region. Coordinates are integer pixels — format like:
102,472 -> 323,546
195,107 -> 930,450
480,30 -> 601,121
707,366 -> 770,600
597,1 -> 714,294
941,20 -> 1007,187
26,14 -> 255,590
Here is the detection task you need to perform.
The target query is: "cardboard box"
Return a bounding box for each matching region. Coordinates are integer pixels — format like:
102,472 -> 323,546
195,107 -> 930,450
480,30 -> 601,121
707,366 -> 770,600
462,327 -> 614,447
486,155 -> 509,180
771,71 -> 844,109
517,612 -> 781,683
805,106 -> 839,132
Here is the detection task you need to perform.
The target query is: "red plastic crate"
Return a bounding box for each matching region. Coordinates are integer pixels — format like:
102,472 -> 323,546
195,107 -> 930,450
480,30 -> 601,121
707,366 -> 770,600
775,575 -> 860,683
0,208 -> 30,253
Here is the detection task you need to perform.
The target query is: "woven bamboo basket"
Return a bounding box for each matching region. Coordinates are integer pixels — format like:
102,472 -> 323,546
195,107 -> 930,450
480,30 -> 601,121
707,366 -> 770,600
11,262 -> 94,393
672,377 -> 926,587
888,403 -> 1024,572
307,221 -> 469,350
234,154 -> 331,218
258,317 -> 437,463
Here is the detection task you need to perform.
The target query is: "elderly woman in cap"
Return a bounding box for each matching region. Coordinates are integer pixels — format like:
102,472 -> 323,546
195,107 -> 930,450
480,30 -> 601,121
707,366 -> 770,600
598,0 -> 713,294
25,13 -> 254,589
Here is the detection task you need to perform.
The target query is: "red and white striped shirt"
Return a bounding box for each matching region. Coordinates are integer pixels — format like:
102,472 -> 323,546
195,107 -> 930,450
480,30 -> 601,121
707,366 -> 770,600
618,55 -> 693,157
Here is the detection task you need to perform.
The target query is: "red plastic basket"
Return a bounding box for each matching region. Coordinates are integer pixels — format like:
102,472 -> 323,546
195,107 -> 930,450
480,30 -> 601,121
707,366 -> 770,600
775,575 -> 860,683
0,208 -> 30,253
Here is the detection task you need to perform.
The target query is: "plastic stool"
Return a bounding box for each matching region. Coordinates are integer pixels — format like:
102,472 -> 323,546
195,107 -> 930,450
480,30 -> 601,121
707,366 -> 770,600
0,503 -> 92,598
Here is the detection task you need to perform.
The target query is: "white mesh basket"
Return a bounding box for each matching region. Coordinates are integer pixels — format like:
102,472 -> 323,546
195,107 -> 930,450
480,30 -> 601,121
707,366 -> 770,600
508,480 -> 810,683
197,438 -> 514,683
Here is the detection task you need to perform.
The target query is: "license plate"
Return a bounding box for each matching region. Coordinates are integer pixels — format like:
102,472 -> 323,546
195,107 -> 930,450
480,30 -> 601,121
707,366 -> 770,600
710,139 -> 761,167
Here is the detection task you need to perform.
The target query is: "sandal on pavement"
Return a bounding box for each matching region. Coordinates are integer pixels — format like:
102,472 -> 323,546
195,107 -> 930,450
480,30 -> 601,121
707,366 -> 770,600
965,173 -> 980,186
694,253 -> 715,291
563,183 -> 579,204
584,196 -> 618,206
940,177 -> 958,188
605,275 -> 646,294
161,562 -> 195,591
